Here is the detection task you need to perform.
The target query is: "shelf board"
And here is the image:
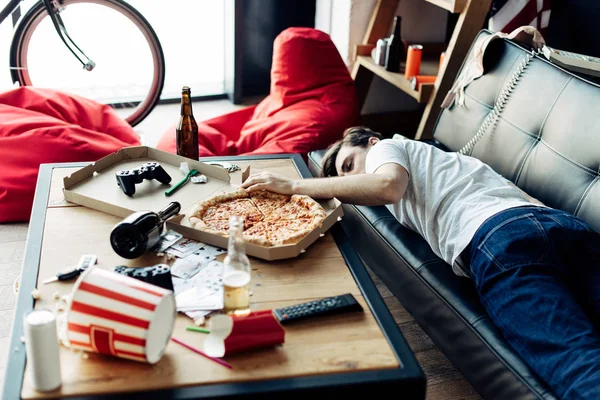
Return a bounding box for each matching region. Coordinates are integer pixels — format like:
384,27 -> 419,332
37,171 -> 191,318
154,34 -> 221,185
355,55 -> 438,103
424,0 -> 466,13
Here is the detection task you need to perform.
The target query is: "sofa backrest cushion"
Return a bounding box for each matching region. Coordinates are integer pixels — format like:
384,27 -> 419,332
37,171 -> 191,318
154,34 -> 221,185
433,30 -> 600,232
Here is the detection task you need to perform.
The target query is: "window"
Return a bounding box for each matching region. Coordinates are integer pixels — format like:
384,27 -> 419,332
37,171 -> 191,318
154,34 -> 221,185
0,0 -> 226,100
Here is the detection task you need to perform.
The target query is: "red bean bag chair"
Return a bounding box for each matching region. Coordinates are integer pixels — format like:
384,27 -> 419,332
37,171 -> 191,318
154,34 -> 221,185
0,86 -> 140,222
157,27 -> 359,157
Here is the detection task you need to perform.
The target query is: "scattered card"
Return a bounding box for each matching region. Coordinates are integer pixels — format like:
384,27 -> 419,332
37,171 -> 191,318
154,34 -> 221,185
171,258 -> 204,280
168,238 -> 206,258
176,286 -> 221,311
153,230 -> 183,253
184,310 -> 212,320
192,244 -> 226,259
171,276 -> 193,297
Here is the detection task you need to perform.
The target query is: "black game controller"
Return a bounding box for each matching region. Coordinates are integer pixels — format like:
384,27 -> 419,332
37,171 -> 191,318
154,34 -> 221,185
116,162 -> 172,196
114,264 -> 174,292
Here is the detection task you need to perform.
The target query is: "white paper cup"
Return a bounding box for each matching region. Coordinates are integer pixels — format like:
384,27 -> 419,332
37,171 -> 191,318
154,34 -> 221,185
65,267 -> 175,364
24,309 -> 62,392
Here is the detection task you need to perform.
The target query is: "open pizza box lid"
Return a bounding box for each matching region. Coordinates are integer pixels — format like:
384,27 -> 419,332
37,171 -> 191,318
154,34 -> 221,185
62,146 -> 343,261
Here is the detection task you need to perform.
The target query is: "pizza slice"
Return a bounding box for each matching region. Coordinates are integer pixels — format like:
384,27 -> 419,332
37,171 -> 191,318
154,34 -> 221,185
248,190 -> 291,217
244,218 -> 317,246
188,188 -> 264,231
265,195 -> 327,224
192,218 -> 231,237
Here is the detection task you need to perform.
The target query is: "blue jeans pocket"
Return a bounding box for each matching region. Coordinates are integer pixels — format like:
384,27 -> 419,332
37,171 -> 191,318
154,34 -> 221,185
546,211 -> 594,233
478,213 -> 549,271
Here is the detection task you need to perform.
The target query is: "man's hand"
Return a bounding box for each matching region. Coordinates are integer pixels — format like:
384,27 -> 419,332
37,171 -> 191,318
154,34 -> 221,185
241,171 -> 296,195
240,163 -> 408,206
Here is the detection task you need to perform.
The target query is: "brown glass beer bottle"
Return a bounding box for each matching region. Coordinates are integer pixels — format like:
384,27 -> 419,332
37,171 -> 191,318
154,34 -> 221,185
176,86 -> 199,160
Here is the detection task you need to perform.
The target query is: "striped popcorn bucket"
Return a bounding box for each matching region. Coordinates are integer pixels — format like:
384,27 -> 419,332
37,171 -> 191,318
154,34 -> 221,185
65,267 -> 176,364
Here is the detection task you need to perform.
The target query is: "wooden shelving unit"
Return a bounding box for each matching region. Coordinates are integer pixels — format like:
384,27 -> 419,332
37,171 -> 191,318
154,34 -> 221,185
424,0 -> 467,13
353,55 -> 439,103
351,0 -> 492,139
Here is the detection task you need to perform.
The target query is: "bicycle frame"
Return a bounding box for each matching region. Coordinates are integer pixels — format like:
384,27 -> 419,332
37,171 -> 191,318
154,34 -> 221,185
2,0 -> 95,71
0,0 -> 21,25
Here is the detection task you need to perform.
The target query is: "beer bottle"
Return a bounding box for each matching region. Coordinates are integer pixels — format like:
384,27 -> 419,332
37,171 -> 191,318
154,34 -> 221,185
385,16 -> 406,73
176,86 -> 199,161
222,216 -> 252,316
110,202 -> 181,259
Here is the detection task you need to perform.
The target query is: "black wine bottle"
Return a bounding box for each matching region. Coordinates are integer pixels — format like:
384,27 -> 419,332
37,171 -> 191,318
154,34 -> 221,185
385,16 -> 406,73
110,202 -> 181,259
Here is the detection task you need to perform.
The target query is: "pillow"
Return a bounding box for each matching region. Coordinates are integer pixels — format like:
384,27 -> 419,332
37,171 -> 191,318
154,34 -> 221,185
0,87 -> 140,222
157,27 -> 359,157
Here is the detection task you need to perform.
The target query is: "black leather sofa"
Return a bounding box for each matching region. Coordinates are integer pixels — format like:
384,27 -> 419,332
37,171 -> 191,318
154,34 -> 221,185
308,30 -> 600,400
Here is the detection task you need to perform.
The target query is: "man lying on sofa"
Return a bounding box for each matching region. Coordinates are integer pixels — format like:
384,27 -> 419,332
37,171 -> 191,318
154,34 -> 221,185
241,126 -> 600,400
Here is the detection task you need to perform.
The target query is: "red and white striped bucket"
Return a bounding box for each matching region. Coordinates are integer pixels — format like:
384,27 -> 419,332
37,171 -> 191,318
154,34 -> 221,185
65,267 -> 176,364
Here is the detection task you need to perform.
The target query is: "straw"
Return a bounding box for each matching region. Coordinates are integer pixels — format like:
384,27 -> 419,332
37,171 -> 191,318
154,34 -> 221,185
171,337 -> 232,369
186,326 -> 211,334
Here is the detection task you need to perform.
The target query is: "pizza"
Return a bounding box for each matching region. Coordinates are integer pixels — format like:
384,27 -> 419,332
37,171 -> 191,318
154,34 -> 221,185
188,188 -> 327,246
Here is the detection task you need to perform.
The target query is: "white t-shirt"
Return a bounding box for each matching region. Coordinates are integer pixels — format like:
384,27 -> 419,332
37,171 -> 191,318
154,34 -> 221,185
365,138 -> 534,277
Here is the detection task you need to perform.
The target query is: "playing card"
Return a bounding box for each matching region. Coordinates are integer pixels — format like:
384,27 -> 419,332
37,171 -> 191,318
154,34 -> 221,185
195,260 -> 224,294
171,258 -> 205,280
171,276 -> 193,296
167,238 -> 205,258
192,244 -> 226,259
175,286 -> 220,310
171,260 -> 225,316
153,230 -> 183,253
183,310 -> 212,320
182,252 -> 216,267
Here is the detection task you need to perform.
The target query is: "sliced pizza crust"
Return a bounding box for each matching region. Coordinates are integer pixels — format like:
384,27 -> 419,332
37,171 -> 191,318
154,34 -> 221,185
188,188 -> 327,248
243,220 -> 310,246
249,190 -> 291,216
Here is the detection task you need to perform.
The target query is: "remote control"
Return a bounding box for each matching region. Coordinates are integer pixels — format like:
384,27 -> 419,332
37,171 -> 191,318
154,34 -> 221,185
273,293 -> 363,324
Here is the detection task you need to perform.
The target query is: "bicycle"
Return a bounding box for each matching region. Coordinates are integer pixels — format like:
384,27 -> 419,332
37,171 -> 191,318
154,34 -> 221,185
1,0 -> 165,127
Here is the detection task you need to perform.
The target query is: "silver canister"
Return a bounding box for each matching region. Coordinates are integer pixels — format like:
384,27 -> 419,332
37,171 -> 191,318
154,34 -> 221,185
374,38 -> 389,66
23,309 -> 62,392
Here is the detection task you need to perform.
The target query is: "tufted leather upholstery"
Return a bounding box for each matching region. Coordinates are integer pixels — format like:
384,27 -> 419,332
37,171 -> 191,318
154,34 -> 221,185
435,32 -> 600,231
308,29 -> 600,400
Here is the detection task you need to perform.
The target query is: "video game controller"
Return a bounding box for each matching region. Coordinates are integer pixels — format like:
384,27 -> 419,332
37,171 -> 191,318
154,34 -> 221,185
115,162 -> 172,196
114,264 -> 174,291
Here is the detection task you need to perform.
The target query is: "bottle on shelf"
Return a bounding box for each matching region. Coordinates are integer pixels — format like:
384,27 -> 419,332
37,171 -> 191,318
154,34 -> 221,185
385,15 -> 407,73
223,216 -> 252,316
110,202 -> 181,259
176,86 -> 199,161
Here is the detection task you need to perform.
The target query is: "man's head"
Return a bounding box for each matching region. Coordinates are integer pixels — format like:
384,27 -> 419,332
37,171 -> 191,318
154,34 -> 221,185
321,126 -> 383,177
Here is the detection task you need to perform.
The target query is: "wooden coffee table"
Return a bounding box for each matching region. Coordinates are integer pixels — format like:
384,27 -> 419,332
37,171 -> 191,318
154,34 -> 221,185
3,154 -> 426,399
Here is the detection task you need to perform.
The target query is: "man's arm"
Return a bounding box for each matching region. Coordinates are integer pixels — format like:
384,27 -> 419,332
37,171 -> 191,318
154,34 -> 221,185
240,163 -> 409,206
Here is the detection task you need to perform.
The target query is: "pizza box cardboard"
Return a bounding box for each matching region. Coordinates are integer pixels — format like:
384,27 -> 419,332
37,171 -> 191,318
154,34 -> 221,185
62,146 -> 343,261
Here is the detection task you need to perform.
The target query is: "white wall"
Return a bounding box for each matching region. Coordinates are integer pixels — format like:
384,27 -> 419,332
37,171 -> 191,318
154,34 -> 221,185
316,0 -> 449,114
317,0 -> 449,65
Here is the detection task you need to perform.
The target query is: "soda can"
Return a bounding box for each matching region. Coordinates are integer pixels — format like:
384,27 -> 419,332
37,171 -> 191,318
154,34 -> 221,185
374,38 -> 389,66
405,44 -> 423,80
65,267 -> 176,364
411,75 -> 437,90
23,309 -> 62,392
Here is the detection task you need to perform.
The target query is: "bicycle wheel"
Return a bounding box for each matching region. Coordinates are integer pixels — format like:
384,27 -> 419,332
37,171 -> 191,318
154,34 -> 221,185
10,0 -> 165,127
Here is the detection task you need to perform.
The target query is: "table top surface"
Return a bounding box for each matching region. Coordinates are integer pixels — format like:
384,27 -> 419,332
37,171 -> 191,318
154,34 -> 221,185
4,153 -> 424,399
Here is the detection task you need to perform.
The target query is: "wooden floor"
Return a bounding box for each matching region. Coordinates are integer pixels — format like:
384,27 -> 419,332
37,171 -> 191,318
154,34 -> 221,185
0,220 -> 479,399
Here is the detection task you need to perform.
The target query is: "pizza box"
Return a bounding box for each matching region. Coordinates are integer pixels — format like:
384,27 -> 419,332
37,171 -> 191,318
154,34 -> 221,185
62,146 -> 343,261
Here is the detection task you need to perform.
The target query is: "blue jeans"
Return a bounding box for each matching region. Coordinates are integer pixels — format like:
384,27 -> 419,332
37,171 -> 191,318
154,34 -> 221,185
467,205 -> 600,400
